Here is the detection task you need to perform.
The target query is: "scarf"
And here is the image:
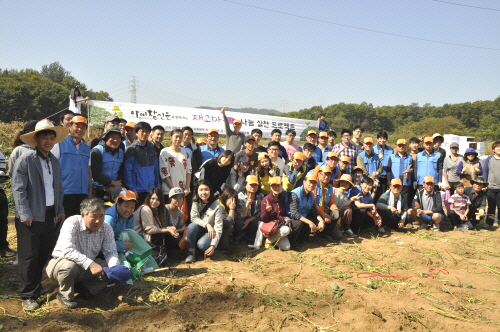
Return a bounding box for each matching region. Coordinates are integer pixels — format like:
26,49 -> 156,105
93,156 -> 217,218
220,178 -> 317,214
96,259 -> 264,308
387,191 -> 402,212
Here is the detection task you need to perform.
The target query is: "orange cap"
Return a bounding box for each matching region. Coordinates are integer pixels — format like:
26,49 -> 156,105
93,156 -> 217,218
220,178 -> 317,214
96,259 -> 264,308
307,130 -> 317,136
293,151 -> 304,161
363,137 -> 374,144
305,172 -> 318,182
326,151 -> 338,159
352,166 -> 363,173
270,176 -> 282,185
71,115 -> 88,126
246,174 -> 259,185
207,128 -> 218,135
118,190 -> 138,203
233,119 -> 241,124
319,165 -> 332,173
258,152 -> 268,161
396,139 -> 407,145
423,176 -> 435,184
339,156 -> 350,163
391,178 -> 402,186
319,131 -> 328,138
423,136 -> 433,143
196,137 -> 206,145
124,121 -> 136,128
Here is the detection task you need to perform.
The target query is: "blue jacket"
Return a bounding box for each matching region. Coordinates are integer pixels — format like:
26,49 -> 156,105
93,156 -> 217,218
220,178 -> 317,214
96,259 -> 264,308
388,152 -> 413,186
105,204 -> 134,252
124,140 -> 160,193
291,186 -> 315,218
91,143 -> 124,190
359,150 -> 380,177
415,150 -> 441,185
59,135 -> 90,194
373,144 -> 393,176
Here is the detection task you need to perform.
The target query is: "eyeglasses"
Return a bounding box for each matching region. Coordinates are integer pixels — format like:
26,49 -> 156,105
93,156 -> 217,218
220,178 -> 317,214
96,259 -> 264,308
342,135 -> 351,138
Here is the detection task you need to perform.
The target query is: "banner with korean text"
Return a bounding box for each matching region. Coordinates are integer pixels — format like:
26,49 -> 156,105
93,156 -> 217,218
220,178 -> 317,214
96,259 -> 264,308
88,101 -> 312,138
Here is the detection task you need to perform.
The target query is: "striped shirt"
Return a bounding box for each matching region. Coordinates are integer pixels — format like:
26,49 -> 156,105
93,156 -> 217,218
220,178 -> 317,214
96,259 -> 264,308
52,215 -> 119,270
448,194 -> 471,214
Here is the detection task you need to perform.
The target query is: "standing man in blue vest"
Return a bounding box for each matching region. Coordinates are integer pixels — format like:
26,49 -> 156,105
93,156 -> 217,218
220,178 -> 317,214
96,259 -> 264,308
356,137 -> 382,182
373,131 -> 394,200
200,128 -> 225,163
387,139 -> 413,200
414,136 -> 442,190
52,115 -> 91,218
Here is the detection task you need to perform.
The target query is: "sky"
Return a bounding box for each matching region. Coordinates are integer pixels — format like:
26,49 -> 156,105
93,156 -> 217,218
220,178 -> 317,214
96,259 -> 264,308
2,0 -> 499,113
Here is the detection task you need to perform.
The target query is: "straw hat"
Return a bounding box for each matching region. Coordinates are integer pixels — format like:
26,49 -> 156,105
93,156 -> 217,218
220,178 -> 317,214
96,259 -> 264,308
19,119 -> 69,147
333,174 -> 355,189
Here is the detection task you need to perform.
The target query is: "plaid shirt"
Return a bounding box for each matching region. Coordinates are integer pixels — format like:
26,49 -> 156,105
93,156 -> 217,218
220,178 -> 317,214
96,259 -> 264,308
52,215 -> 119,270
332,142 -> 358,170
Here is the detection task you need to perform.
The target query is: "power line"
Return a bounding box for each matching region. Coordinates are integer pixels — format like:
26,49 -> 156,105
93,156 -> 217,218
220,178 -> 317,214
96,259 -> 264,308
430,0 -> 500,12
222,0 -> 500,51
129,76 -> 137,103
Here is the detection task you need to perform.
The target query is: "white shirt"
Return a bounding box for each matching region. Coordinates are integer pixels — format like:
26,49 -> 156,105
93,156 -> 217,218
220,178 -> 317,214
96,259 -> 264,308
38,155 -> 55,207
159,147 -> 192,194
69,94 -> 83,114
272,157 -> 285,176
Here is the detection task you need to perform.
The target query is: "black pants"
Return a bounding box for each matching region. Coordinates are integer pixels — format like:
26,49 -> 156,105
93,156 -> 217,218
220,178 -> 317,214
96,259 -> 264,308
407,185 -> 417,209
290,214 -> 334,244
448,210 -> 465,227
0,189 -> 9,249
375,177 -> 388,202
351,209 -> 375,233
486,188 -> 500,225
63,194 -> 88,217
15,208 -> 56,300
378,209 -> 401,230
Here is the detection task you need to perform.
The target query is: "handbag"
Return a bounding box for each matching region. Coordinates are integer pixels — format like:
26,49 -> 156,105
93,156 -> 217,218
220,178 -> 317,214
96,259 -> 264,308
260,221 -> 279,236
178,227 -> 189,249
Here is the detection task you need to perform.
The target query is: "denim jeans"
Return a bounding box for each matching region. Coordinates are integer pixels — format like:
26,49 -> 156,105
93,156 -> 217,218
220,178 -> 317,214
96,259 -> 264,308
486,188 -> 500,225
187,223 -> 213,251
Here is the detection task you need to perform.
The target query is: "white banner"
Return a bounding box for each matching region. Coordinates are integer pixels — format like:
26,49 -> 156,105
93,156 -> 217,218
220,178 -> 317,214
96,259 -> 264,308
88,101 -> 312,138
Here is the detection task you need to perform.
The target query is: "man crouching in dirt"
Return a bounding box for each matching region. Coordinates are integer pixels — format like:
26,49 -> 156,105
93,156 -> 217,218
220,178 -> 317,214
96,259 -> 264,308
46,198 -> 128,309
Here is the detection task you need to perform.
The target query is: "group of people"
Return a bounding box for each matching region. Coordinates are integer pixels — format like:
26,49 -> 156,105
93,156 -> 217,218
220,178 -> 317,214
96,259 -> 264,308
2,107 -> 499,311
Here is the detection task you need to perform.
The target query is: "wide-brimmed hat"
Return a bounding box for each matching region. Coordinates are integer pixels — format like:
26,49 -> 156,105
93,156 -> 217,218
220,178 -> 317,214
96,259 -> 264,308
471,177 -> 488,186
333,174 -> 355,189
19,119 -> 69,147
103,124 -> 122,139
464,148 -> 478,156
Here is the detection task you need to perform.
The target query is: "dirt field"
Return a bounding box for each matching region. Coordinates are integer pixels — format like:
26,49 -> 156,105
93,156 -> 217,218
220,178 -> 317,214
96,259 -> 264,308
1,217 -> 500,332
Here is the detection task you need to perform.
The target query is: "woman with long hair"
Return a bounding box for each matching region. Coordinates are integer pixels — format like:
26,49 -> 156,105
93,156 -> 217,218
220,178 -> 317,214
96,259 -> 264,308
197,150 -> 234,197
217,187 -> 237,251
234,175 -> 264,244
185,180 -> 223,263
224,155 -> 252,194
255,153 -> 277,196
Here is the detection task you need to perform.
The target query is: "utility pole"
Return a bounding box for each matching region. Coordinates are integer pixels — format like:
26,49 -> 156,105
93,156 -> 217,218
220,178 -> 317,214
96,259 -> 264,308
281,98 -> 287,113
129,76 -> 137,103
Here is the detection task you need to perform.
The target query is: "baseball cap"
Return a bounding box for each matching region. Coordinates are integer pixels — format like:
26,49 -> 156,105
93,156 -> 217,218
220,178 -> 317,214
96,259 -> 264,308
326,151 -> 338,159
124,122 -> 136,129
423,136 -> 433,143
307,130 -> 317,136
391,178 -> 402,186
196,137 -> 206,145
450,142 -> 459,148
103,265 -> 132,283
293,151 -> 304,160
71,115 -> 88,127
363,137 -> 374,144
258,152 -> 268,161
103,124 -> 121,138
238,155 -> 250,164
396,139 -> 407,145
305,173 -> 318,182
319,165 -> 332,173
352,166 -> 363,173
246,175 -> 259,185
207,128 -> 218,135
319,131 -> 328,138
270,176 -> 282,185
339,156 -> 350,163
169,187 -> 185,198
432,133 -> 443,140
423,176 -> 435,184
244,135 -> 255,143
118,190 -> 138,202
106,115 -> 120,123
233,119 -> 241,124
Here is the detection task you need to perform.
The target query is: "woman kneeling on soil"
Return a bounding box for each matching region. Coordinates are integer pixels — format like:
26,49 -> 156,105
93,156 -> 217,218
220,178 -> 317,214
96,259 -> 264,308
217,188 -> 237,251
252,176 -> 291,250
185,180 -> 223,263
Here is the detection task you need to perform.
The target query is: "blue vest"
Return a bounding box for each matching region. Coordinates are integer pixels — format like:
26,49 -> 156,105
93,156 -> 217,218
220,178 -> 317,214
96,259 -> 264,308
315,184 -> 334,213
291,186 -> 315,218
93,144 -> 124,189
373,144 -> 393,176
359,151 -> 380,176
59,135 -> 90,194
416,150 -> 441,185
389,153 -> 413,186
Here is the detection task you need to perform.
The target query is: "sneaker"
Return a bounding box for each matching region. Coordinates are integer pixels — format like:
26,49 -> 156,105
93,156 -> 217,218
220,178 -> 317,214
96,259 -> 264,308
433,224 -> 440,232
57,292 -> 77,309
453,226 -> 458,231
343,229 -> 358,238
185,253 -> 196,263
22,299 -> 39,311
377,226 -> 386,233
460,224 -> 469,231
464,221 -> 474,230
418,224 -> 428,230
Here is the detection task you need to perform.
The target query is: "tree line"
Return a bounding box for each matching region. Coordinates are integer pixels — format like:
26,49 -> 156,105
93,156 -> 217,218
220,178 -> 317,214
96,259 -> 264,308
0,62 -> 112,123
